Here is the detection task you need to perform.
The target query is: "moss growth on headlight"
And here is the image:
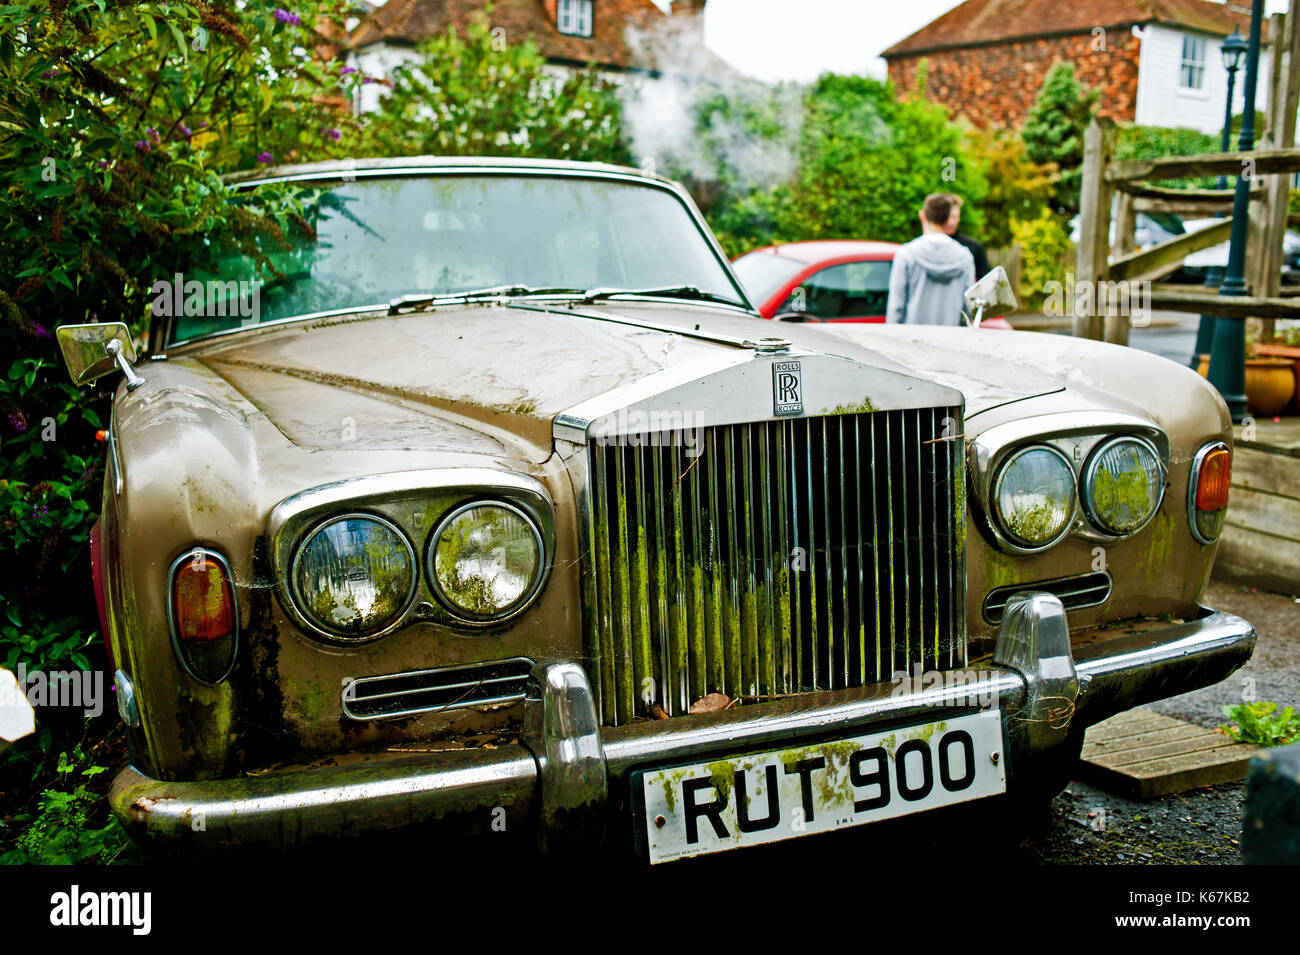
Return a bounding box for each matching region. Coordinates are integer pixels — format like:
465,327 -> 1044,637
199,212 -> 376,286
1005,500 -> 1068,545
1090,463 -> 1155,532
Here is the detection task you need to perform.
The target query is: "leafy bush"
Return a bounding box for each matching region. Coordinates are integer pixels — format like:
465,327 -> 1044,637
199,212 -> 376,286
1115,124 -> 1221,189
1219,701 -> 1300,747
1022,63 -> 1099,217
1010,207 -> 1075,307
0,742 -> 137,865
351,9 -> 627,163
964,127 -> 1056,250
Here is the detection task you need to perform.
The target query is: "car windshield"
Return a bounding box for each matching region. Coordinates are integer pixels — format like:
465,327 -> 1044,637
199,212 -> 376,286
732,250 -> 806,307
170,173 -> 748,343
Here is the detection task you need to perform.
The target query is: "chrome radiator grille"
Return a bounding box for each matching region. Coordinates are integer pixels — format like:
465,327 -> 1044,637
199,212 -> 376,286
580,408 -> 966,726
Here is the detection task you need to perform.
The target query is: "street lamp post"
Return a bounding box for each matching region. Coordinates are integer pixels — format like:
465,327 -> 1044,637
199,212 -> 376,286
1207,2 -> 1264,423
1191,28 -> 1249,367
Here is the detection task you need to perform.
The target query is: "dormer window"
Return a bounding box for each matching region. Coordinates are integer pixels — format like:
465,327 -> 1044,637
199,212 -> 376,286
557,0 -> 593,37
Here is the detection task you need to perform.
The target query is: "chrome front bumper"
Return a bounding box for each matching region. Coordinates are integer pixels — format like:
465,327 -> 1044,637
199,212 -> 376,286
110,596 -> 1256,853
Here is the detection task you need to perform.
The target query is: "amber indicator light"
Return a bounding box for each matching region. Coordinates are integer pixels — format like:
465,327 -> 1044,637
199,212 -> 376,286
1195,447 -> 1232,512
171,553 -> 235,641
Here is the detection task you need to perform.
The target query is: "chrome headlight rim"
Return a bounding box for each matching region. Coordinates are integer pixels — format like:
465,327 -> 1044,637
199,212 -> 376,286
426,499 -> 548,626
1080,434 -> 1167,539
289,511 -> 418,643
990,443 -> 1080,553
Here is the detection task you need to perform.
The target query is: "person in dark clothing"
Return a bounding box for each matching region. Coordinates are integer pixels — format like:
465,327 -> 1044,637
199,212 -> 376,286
942,194 -> 991,280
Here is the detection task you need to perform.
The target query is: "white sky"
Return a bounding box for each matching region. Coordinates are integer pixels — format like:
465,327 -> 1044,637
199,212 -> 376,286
697,0 -> 1294,83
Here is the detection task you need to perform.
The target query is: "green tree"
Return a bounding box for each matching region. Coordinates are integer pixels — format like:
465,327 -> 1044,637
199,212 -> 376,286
708,74 -> 989,254
1021,62 -> 1100,216
352,11 -> 627,163
964,126 -> 1056,250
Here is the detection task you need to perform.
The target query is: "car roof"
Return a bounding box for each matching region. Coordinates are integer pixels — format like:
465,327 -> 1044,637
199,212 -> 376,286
742,240 -> 901,264
221,155 -> 675,187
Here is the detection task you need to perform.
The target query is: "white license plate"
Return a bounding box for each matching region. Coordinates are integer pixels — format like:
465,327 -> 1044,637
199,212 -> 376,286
640,711 -> 1006,863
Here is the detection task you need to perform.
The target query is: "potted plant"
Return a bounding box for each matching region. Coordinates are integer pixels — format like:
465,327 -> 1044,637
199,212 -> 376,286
1246,323 -> 1298,416
1253,324 -> 1300,414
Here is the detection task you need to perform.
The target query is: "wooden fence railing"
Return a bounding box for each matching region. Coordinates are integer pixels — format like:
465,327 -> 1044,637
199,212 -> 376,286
1073,7 -> 1300,344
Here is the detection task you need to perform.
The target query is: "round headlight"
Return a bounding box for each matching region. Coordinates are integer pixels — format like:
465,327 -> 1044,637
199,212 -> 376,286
992,446 -> 1078,549
429,501 -> 544,622
1083,436 -> 1165,536
292,515 -> 416,638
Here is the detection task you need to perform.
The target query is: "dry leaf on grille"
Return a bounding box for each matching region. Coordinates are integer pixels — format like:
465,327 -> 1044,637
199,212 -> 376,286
689,693 -> 733,714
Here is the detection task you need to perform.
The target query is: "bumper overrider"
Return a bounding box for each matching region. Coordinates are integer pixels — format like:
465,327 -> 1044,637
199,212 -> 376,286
110,594 -> 1255,854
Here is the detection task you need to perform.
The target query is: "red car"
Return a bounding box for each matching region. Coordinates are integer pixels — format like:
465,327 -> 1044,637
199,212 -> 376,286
733,239 -> 1010,328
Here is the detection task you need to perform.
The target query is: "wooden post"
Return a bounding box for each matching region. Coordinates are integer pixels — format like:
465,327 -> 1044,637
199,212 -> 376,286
1112,190 -> 1136,258
1076,118 -> 1116,340
1259,7 -> 1300,341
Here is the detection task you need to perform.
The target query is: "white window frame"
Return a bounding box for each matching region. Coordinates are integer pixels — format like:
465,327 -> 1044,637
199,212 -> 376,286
557,0 -> 594,37
1179,33 -> 1207,91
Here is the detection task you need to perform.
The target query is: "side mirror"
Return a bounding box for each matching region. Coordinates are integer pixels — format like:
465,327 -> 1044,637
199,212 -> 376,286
774,312 -> 811,323
963,265 -> 1018,315
55,323 -> 146,391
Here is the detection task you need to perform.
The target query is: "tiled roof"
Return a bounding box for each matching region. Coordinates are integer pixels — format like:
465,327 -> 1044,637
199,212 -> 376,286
882,0 -> 1265,57
350,0 -> 672,71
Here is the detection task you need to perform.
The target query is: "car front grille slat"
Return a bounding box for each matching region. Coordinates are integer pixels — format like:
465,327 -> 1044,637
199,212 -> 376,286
582,408 -> 965,726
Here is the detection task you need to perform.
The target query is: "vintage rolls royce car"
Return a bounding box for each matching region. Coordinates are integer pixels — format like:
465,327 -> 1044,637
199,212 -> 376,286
57,157 -> 1254,863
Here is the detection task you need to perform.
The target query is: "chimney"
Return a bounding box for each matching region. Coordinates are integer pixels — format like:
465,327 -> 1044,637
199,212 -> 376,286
672,0 -> 707,40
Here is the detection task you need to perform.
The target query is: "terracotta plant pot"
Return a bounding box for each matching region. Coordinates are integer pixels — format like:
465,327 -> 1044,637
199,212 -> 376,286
1245,357 -> 1297,417
1254,344 -> 1300,414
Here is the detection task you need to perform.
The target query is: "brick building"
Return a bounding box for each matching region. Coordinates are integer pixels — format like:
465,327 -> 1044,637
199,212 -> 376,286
882,0 -> 1269,133
347,0 -> 733,112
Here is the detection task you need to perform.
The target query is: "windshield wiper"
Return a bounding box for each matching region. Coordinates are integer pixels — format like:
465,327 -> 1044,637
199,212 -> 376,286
388,285 -> 586,314
577,285 -> 747,308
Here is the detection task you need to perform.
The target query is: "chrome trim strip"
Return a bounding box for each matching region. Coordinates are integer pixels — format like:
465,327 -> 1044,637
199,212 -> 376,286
509,301 -> 759,347
1187,440 -> 1231,545
164,548 -> 240,686
108,399 -> 123,497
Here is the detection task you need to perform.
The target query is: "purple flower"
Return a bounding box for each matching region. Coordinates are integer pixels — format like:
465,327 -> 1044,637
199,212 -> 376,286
42,67 -> 58,79
339,66 -> 357,76
146,126 -> 161,144
324,127 -> 341,141
256,151 -> 273,164
197,120 -> 209,128
273,8 -> 301,26
33,504 -> 49,518
135,140 -> 150,152
97,159 -> 108,168
6,410 -> 26,432
33,324 -> 51,341
176,124 -> 192,140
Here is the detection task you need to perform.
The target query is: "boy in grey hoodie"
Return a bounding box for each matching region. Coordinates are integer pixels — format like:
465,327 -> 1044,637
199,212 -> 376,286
886,194 -> 975,325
